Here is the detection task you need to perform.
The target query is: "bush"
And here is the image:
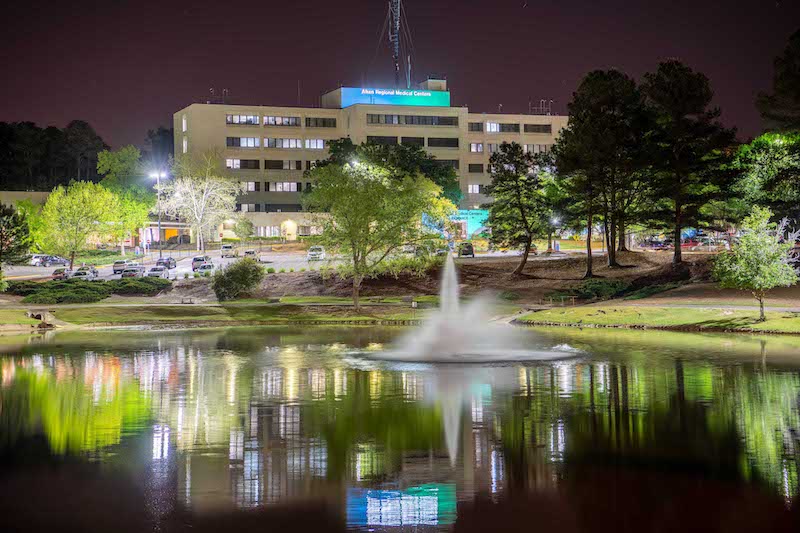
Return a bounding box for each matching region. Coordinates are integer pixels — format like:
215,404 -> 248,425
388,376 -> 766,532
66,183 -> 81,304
211,258 -> 265,301
624,282 -> 683,300
279,268 -> 286,273
572,279 -> 631,300
266,267 -> 276,274
498,290 -> 521,301
183,272 -> 189,279
107,278 -> 172,296
15,278 -> 172,304
193,272 -> 200,278
289,268 -> 295,273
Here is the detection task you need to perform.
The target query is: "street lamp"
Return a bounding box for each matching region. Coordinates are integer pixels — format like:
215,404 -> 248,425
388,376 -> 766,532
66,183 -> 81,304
150,171 -> 167,258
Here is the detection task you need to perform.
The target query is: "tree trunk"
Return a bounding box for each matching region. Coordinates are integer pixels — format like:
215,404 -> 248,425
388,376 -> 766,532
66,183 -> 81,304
757,293 -> 766,322
584,213 -> 594,278
69,251 -> 75,271
513,237 -> 532,275
546,232 -> 553,254
618,216 -> 628,251
353,274 -> 362,310
607,218 -> 619,267
673,202 -> 682,265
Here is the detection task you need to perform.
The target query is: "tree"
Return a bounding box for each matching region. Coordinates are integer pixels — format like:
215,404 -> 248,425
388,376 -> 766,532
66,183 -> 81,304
144,127 -> 175,168
554,70 -> 650,274
713,206 -> 798,321
40,181 -> 117,269
757,29 -> 800,132
161,152 -> 242,251
642,60 -> 737,265
484,142 -> 546,275
736,132 -> 800,221
63,120 -> 107,181
321,138 -> 463,205
15,200 -> 45,252
212,258 -> 265,301
98,146 -> 155,255
303,162 -> 454,309
233,215 -> 255,247
0,203 -> 31,274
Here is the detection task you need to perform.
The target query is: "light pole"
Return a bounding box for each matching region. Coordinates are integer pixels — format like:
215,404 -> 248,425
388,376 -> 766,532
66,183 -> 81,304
150,171 -> 167,258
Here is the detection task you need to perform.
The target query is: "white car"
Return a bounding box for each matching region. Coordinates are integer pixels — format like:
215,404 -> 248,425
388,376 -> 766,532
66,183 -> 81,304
220,244 -> 238,258
71,270 -> 96,280
197,263 -> 215,274
147,266 -> 169,278
29,254 -> 48,266
307,246 -> 326,261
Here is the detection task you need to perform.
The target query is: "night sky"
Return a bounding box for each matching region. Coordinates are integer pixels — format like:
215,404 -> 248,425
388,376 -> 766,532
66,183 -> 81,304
1,0 -> 798,148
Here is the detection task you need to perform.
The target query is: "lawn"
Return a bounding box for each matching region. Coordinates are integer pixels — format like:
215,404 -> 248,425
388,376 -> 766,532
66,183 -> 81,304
517,306 -> 800,333
53,304 -> 422,325
0,309 -> 40,325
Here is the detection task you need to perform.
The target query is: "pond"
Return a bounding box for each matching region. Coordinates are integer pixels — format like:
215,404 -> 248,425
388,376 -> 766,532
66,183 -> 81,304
1,326 -> 800,532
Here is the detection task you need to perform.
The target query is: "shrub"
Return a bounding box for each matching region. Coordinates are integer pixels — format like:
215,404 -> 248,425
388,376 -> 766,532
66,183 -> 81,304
183,272 -> 189,279
107,278 -> 171,296
299,268 -> 306,272
279,268 -> 286,273
266,267 -> 276,274
211,258 -> 265,301
202,271 -> 210,277
573,279 -> 631,300
624,282 -> 683,300
193,272 -> 200,278
16,278 -> 172,304
498,290 -> 521,301
289,268 -> 295,273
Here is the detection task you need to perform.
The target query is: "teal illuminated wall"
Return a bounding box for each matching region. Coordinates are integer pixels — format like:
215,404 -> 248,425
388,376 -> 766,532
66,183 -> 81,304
340,87 -> 450,108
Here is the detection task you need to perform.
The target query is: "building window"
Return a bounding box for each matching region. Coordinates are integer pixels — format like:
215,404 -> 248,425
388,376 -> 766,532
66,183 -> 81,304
305,139 -> 325,149
282,160 -> 302,170
265,138 -> 302,148
436,159 -> 460,169
227,137 -> 260,148
366,136 -> 398,145
306,160 -> 319,170
524,144 -> 551,154
487,143 -> 500,153
305,117 -> 336,128
264,116 -> 300,126
182,137 -> 188,154
241,203 -> 257,212
257,225 -> 281,237
265,160 -> 283,170
468,184 -> 482,194
524,124 -> 552,134
468,163 -> 484,173
366,114 -> 458,126
226,159 -> 260,170
468,122 -> 483,132
401,136 -> 424,147
273,182 -> 298,192
500,123 -> 520,133
226,114 -> 259,125
181,114 -> 187,132
428,137 -> 459,148
486,122 -> 499,133
469,142 -> 483,153
242,181 -> 261,192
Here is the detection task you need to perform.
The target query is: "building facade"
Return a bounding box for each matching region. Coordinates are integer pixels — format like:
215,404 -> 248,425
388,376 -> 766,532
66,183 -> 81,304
173,79 -> 568,241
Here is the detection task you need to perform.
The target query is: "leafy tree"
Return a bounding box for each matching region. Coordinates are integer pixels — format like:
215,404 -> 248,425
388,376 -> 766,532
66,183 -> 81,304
0,203 -> 32,274
63,120 -> 107,181
97,146 -> 144,189
15,200 -> 45,252
713,206 -> 799,321
321,138 -> 462,205
144,126 -> 175,168
303,162 -> 454,309
484,142 -> 546,275
642,60 -> 737,265
161,152 -> 242,252
736,132 -> 800,221
40,181 -> 117,269
233,215 -> 255,247
212,258 -> 265,301
554,70 -> 650,273
757,29 -> 800,132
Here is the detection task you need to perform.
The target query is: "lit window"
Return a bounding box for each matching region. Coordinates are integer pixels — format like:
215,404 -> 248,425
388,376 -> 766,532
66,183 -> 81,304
264,116 -> 300,126
226,159 -> 241,169
274,182 -> 298,192
282,160 -> 302,170
486,122 -> 499,133
470,143 -> 483,153
468,184 -> 482,194
182,137 -> 188,154
305,139 -> 325,149
227,137 -> 260,148
226,114 -> 259,125
265,138 -> 302,148
488,143 -> 499,153
246,181 -> 256,192
182,114 -> 187,132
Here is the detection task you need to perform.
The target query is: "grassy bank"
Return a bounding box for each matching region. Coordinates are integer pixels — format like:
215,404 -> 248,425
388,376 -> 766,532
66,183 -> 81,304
0,310 -> 39,325
517,306 -> 800,333
52,303 -> 423,326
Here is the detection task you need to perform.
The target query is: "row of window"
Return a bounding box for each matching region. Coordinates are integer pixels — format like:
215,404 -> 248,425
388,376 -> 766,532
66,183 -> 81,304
227,159 -> 321,170
227,115 -> 337,127
467,184 -> 488,194
469,122 -> 552,134
367,114 -> 458,126
237,204 -> 303,213
468,143 -> 552,154
256,225 -> 321,237
226,137 -> 327,149
241,181 -> 311,192
366,136 -> 459,148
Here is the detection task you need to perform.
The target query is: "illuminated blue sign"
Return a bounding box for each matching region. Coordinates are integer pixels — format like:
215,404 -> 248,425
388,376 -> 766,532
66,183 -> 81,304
340,87 -> 451,108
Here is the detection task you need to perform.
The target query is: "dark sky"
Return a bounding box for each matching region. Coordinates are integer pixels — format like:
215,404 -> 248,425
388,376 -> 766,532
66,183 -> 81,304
1,0 -> 797,148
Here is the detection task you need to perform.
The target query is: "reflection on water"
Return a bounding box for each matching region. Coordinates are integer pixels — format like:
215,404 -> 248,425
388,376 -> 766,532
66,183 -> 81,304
2,327 -> 800,530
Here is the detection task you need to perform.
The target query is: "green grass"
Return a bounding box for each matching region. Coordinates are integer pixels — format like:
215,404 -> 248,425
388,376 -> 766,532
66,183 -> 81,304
517,306 -> 800,333
71,250 -> 136,266
0,309 -> 40,325
53,304 -> 422,326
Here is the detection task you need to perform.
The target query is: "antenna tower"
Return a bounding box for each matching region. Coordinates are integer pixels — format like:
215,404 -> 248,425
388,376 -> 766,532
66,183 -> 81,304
389,0 -> 402,88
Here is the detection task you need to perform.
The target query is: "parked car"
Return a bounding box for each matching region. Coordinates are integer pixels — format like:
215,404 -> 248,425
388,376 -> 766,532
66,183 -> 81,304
243,250 -> 257,259
76,265 -> 98,276
167,234 -> 191,244
29,254 -> 49,266
307,246 -> 326,261
113,260 -> 135,274
120,268 -> 143,278
196,263 -> 215,274
258,253 -> 271,263
156,257 -> 177,269
457,242 -> 475,258
42,255 -> 69,267
221,244 -> 238,258
51,268 -> 72,280
70,270 -> 96,280
192,256 -> 212,271
147,266 -> 169,278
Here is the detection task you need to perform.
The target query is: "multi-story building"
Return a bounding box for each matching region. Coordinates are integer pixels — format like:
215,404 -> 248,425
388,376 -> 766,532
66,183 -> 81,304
173,79 -> 568,241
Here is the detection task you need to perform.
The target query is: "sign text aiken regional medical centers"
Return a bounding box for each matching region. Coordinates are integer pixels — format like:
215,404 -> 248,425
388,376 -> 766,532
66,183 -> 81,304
339,87 -> 451,107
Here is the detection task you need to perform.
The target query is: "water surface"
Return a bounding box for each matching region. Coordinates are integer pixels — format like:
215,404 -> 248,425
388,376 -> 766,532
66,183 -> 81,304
2,326 -> 800,532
